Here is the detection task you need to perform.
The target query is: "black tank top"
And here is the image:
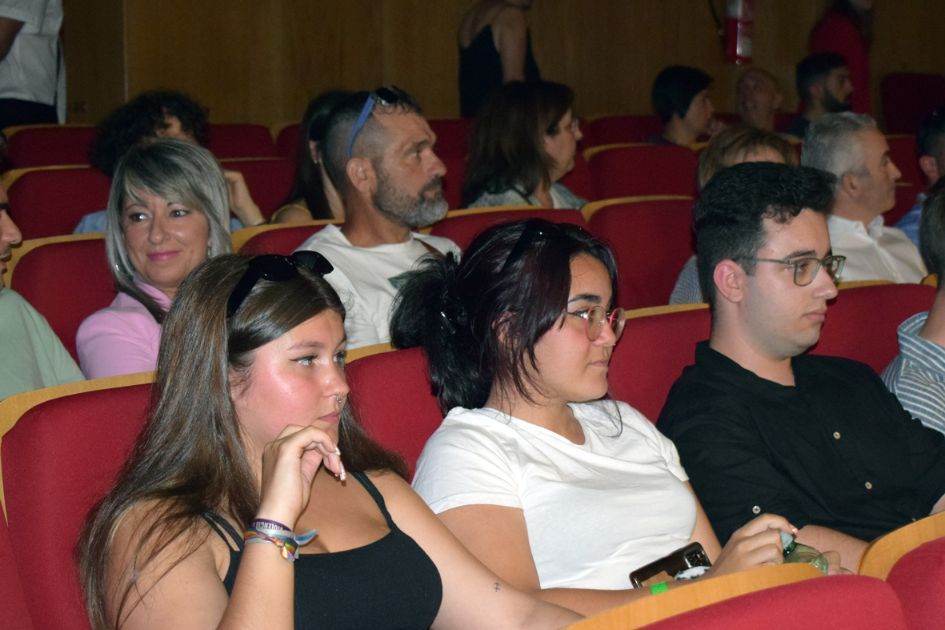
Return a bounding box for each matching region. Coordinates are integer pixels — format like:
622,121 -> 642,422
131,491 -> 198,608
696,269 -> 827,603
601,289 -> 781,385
202,472 -> 443,629
459,24 -> 541,118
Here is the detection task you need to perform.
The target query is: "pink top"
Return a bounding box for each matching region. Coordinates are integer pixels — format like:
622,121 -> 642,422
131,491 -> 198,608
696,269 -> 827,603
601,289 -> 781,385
76,281 -> 171,379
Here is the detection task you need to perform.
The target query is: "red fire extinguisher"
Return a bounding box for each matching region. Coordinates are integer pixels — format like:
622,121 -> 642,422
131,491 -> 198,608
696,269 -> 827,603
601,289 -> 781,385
725,0 -> 753,64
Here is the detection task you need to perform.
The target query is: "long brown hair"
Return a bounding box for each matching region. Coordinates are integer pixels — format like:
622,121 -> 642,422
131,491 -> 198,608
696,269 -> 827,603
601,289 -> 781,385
78,254 -> 405,629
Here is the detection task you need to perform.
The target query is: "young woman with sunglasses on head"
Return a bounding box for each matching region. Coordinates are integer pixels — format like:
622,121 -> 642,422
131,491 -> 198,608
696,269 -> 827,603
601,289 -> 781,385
390,219 -> 795,616
78,252 -> 579,630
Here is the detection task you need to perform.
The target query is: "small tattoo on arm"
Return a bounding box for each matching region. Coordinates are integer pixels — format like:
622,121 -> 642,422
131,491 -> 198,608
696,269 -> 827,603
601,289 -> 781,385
494,582 -> 501,592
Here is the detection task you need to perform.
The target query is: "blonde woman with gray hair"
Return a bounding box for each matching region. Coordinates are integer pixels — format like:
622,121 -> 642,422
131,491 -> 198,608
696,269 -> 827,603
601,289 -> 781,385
76,139 -> 231,378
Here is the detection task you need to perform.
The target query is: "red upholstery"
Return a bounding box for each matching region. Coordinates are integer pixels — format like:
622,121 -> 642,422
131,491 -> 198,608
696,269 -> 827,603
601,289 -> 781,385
5,125 -> 97,169
2,383 -> 153,630
588,144 -> 698,199
275,122 -> 301,159
811,283 -> 935,373
587,198 -> 695,309
886,536 -> 945,630
238,224 -> 330,255
346,347 -> 442,478
887,135 -> 922,190
887,182 -> 918,226
881,73 -> 945,135
431,208 -> 588,251
10,237 -> 114,360
584,114 -> 663,146
0,512 -> 33,629
439,153 -> 466,210
7,167 -> 111,238
206,123 -> 277,159
558,150 -> 597,201
428,118 -> 472,158
220,157 -> 294,219
608,307 -> 710,422
642,575 -> 907,629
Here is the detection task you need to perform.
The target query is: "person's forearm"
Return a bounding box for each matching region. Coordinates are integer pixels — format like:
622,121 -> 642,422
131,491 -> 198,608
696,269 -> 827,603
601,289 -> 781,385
795,525 -> 867,572
218,543 -> 295,629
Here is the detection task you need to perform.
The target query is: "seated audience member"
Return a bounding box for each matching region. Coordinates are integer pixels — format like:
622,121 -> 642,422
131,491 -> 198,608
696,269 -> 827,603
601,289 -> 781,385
295,87 -> 459,350
462,80 -> 585,209
784,53 -> 852,140
75,90 -> 265,233
0,186 -> 83,399
802,112 -> 926,283
659,163 -> 945,572
883,179 -> 945,434
77,253 -> 579,629
670,126 -> 796,304
649,65 -> 722,147
389,219 -> 793,615
895,107 -> 945,247
736,67 -> 784,132
271,90 -> 350,224
76,140 -> 231,379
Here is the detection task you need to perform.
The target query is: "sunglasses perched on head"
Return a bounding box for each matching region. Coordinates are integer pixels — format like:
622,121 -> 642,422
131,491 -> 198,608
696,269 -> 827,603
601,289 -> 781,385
227,251 -> 334,319
346,86 -> 414,159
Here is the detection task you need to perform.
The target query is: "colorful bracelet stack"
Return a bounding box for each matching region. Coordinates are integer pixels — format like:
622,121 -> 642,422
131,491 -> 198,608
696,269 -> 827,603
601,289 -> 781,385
244,518 -> 318,562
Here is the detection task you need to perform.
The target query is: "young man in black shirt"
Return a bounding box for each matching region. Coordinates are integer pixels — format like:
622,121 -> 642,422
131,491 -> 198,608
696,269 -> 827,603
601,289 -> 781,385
659,162 -> 945,572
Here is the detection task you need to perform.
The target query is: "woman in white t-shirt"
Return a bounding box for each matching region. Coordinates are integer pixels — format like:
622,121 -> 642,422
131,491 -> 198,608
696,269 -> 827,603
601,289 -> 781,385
389,219 -> 795,616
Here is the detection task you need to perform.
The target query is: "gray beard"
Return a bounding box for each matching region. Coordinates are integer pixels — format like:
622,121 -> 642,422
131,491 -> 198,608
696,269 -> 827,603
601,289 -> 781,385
373,171 -> 448,228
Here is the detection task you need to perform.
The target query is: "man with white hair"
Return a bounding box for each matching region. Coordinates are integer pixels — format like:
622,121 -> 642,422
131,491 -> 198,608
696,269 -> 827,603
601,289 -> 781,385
801,112 -> 926,283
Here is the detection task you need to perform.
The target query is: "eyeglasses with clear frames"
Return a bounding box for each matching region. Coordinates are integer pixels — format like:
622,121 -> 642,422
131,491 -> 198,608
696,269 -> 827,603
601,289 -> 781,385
743,254 -> 846,287
566,305 -> 626,341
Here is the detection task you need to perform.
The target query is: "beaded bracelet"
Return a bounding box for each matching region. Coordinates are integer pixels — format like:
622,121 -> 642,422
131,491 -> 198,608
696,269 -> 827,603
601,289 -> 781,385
244,519 -> 317,562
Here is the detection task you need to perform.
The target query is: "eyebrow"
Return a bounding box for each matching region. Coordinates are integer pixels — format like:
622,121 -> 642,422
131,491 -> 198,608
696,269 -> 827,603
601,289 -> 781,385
286,340 -> 327,351
567,293 -> 603,305
779,249 -> 820,259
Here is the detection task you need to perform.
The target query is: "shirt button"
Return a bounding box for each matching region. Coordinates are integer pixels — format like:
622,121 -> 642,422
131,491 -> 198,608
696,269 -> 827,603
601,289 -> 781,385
752,505 -> 761,514
865,481 -> 873,490
833,431 -> 841,440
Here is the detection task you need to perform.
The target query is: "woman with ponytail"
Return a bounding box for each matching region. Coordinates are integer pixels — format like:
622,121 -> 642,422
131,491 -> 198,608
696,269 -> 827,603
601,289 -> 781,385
390,219 -> 796,616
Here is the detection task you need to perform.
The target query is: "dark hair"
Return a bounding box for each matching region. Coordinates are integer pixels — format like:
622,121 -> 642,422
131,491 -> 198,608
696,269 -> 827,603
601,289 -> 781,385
918,107 -> 945,160
78,254 -> 406,628
920,178 -> 945,279
281,90 -> 352,219
795,53 -> 847,101
321,87 -> 422,198
89,91 -> 209,176
390,219 -> 618,412
697,126 -> 797,190
694,163 -> 836,309
651,66 -> 712,124
462,81 -> 575,206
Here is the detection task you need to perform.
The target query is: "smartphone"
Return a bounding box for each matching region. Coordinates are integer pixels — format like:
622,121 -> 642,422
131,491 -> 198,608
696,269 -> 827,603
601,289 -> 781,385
629,542 -> 712,588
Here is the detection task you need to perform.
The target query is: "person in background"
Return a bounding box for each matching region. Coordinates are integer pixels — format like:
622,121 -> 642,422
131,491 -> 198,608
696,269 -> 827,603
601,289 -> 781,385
462,80 -> 584,209
670,126 -> 796,304
883,179 -> 945,436
895,107 -> 945,247
784,53 -> 853,140
802,112 -> 926,283
649,65 -> 723,147
77,252 -> 580,629
76,140 -> 231,379
0,0 -> 64,128
271,90 -> 350,224
736,67 -> 784,132
75,90 -> 265,233
390,219 -> 794,615
0,181 -> 83,399
810,0 -> 873,114
458,0 -> 540,119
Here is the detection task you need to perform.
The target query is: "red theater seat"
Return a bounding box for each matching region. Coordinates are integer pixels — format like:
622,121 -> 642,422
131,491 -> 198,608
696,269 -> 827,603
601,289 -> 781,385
587,144 -> 698,199
5,166 -> 111,238
207,123 -> 277,159
428,117 -> 472,158
220,157 -> 294,219
431,207 -> 587,251
0,511 -> 32,629
236,222 -> 332,255
4,124 -> 97,168
881,73 -> 945,135
275,122 -> 301,160
583,114 -> 663,146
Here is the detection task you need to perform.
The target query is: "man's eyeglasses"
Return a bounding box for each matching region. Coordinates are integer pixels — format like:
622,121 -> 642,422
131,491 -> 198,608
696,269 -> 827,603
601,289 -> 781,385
567,305 -> 625,341
741,254 -> 846,286
346,86 -> 414,159
227,251 -> 334,319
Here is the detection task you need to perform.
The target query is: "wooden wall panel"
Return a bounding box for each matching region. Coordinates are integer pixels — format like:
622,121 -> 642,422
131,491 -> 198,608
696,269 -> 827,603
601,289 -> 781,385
62,0 -> 124,124
62,0 -> 944,127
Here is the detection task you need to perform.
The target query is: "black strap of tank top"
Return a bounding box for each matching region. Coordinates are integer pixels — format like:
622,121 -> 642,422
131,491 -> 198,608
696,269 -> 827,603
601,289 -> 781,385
351,471 -> 396,530
202,511 -> 244,551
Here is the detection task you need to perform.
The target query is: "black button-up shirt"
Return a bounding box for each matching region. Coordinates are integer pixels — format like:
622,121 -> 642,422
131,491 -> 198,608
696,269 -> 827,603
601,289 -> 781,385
659,342 -> 945,543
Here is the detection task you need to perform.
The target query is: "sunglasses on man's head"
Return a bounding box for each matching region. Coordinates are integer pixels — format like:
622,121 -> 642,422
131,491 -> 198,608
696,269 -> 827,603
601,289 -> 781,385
346,86 -> 415,159
226,251 -> 334,319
